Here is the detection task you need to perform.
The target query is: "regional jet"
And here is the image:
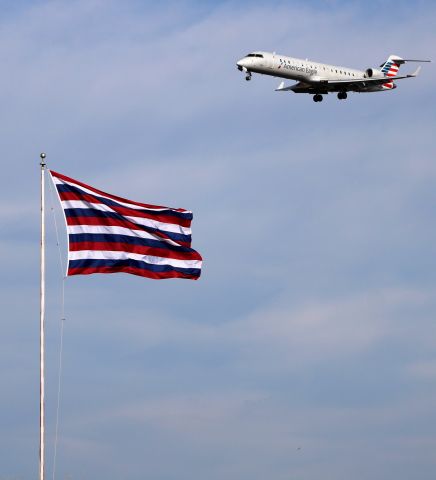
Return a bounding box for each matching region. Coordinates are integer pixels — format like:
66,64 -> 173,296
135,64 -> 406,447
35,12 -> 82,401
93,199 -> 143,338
236,52 -> 430,102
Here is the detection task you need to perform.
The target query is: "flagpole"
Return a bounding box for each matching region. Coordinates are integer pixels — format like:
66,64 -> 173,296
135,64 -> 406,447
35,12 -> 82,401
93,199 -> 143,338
40,152 -> 46,480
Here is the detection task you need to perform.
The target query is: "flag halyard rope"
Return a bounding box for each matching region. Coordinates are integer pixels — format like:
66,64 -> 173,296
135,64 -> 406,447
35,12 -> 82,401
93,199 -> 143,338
48,168 -> 67,480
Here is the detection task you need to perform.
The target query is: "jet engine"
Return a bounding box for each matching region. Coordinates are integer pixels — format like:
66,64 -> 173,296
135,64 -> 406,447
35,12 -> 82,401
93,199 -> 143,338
364,68 -> 385,78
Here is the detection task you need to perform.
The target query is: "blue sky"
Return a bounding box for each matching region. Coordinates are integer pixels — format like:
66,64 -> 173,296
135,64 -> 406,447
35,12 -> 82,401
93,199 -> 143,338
0,1 -> 435,479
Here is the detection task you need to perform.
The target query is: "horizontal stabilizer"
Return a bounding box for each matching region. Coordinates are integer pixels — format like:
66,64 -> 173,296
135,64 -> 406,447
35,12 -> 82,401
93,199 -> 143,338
380,58 -> 431,66
398,59 -> 431,63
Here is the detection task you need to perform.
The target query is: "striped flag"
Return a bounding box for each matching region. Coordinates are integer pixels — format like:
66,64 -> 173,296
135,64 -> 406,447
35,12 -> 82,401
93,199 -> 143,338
50,170 -> 202,280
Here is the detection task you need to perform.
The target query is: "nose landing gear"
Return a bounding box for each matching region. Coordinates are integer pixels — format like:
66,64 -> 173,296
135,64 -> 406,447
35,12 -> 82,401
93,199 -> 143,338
241,66 -> 252,81
313,94 -> 323,102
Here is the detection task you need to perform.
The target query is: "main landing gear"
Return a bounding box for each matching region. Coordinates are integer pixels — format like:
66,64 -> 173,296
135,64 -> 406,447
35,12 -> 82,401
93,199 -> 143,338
313,92 -> 348,102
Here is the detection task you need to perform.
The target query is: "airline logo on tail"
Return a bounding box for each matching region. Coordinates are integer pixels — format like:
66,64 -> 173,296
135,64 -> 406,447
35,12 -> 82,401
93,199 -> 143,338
380,55 -> 402,89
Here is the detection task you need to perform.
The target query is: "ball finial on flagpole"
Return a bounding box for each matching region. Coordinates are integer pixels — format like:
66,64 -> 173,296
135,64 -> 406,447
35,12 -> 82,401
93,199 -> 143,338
40,152 -> 46,167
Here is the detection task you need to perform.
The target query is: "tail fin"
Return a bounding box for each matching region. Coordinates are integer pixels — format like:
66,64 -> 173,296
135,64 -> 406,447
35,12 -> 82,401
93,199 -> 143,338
380,55 -> 403,78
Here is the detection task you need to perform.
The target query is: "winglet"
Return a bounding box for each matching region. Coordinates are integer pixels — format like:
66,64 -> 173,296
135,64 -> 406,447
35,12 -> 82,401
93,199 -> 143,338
409,65 -> 422,77
275,81 -> 295,92
275,81 -> 285,91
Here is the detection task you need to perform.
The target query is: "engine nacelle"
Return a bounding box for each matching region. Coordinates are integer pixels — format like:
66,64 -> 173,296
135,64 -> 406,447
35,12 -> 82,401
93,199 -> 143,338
365,68 -> 385,79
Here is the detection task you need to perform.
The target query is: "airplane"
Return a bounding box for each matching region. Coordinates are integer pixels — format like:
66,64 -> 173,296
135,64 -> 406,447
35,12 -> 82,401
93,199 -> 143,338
236,52 -> 430,102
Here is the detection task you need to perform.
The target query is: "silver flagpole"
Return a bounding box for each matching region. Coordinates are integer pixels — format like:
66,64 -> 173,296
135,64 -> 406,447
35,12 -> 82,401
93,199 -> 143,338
40,152 -> 46,480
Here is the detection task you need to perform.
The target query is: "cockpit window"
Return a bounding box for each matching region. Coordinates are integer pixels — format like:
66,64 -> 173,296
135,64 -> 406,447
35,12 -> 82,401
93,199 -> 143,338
245,53 -> 264,58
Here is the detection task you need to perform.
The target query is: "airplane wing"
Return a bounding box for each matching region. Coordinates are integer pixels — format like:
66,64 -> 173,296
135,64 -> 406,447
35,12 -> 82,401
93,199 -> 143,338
275,67 -> 422,93
319,66 -> 421,87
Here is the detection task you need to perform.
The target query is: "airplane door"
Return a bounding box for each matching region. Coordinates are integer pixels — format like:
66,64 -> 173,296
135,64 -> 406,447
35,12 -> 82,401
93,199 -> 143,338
268,54 -> 275,70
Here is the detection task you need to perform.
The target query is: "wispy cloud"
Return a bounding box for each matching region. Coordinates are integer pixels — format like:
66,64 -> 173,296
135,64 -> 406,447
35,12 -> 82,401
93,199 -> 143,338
1,1 -> 435,479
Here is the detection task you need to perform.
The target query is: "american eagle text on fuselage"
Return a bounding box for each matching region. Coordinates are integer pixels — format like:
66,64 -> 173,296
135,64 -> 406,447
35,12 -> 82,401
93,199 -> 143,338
280,62 -> 317,76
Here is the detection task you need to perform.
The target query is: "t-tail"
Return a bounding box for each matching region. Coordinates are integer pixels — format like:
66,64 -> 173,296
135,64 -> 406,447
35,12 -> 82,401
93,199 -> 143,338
380,55 -> 402,89
379,54 -> 430,89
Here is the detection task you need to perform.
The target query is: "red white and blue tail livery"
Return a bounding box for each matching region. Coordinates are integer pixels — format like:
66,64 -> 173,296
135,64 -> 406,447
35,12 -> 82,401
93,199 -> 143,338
237,52 -> 430,102
379,55 -> 403,90
381,55 -> 401,78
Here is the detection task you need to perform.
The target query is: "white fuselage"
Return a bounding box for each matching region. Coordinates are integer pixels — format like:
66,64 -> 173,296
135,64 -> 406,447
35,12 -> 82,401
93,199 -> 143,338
236,51 -> 392,93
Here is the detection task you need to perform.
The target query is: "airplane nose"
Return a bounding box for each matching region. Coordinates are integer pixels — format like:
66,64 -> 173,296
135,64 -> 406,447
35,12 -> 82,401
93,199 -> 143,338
236,58 -> 246,71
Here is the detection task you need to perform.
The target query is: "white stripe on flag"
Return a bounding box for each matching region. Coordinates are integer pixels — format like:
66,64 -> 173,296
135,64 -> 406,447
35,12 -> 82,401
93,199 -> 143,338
69,250 -> 202,269
61,200 -> 191,235
67,225 -> 183,245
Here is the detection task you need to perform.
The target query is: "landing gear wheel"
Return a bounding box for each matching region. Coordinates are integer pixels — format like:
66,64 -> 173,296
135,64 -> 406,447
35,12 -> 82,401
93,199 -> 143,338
313,94 -> 323,102
338,92 -> 347,100
245,75 -> 251,81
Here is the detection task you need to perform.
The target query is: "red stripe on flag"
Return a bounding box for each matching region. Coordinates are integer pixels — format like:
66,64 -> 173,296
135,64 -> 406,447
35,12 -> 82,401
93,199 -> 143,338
69,241 -> 202,260
59,191 -> 192,227
66,216 -> 190,246
51,170 -> 188,212
67,215 -> 150,229
68,265 -> 200,280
